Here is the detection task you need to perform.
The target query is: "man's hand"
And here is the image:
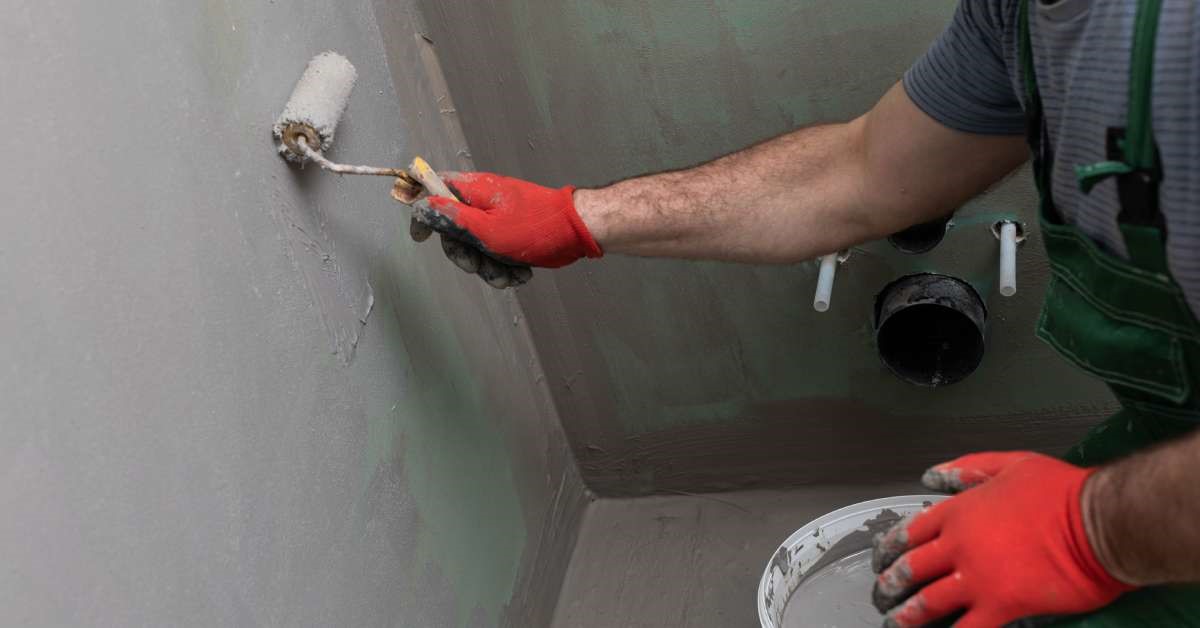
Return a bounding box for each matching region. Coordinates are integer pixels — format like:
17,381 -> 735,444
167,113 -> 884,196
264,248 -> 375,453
410,172 -> 603,288
871,452 -> 1132,628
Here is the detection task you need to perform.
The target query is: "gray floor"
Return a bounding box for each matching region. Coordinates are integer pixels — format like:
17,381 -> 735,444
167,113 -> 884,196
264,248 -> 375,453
553,483 -> 922,627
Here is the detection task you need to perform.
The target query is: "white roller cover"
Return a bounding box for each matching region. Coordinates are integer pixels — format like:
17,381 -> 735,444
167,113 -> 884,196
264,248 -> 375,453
274,51 -> 357,161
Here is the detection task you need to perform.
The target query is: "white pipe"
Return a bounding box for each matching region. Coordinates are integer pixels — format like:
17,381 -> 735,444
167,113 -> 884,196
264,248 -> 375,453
999,222 -> 1018,297
814,253 -> 839,312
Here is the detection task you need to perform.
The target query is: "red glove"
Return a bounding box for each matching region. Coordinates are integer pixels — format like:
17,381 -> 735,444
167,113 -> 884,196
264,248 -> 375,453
413,172 -> 603,269
871,452 -> 1132,627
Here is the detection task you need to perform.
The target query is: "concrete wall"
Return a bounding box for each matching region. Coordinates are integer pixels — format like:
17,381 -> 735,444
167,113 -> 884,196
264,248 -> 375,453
0,1 -> 582,626
420,0 -> 1119,496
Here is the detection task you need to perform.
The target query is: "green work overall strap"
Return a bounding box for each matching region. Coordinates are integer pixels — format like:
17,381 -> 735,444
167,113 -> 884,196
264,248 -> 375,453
1074,0 -> 1163,188
1018,0 -> 1055,218
1073,0 -> 1169,270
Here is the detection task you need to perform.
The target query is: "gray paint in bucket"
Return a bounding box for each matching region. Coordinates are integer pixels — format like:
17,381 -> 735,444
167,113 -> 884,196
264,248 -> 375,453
782,549 -> 877,627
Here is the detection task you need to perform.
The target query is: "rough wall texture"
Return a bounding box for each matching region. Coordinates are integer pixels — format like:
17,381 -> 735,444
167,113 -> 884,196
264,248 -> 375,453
419,0 -> 1119,496
0,1 -> 582,626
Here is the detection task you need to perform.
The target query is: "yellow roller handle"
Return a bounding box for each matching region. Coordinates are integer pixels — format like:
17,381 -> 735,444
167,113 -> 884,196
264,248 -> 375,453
408,157 -> 459,201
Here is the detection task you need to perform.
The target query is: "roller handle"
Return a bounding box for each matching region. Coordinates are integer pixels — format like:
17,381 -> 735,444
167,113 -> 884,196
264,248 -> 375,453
401,157 -> 454,243
407,157 -> 457,200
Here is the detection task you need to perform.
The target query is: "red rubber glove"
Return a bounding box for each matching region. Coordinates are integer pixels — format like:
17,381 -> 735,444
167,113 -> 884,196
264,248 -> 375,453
413,172 -> 603,269
871,452 -> 1132,628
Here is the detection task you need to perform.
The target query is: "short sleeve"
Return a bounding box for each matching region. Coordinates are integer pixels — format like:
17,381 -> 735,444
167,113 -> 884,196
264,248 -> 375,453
903,0 -> 1025,135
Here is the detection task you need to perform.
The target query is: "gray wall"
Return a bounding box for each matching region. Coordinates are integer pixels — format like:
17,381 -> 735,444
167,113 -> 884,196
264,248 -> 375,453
0,1 -> 582,626
419,0 -> 1118,496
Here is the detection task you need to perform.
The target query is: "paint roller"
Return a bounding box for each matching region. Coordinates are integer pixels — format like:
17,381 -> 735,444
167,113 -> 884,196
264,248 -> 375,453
273,51 -> 445,210
276,52 -> 536,288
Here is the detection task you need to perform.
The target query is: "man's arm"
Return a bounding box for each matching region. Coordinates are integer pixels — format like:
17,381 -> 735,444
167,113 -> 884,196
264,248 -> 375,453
576,82 -> 1028,263
1085,429 -> 1200,586
409,83 -> 1027,285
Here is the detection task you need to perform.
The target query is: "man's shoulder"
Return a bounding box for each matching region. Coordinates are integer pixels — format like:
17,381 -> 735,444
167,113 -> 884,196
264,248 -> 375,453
958,0 -> 1021,39
903,0 -> 1027,135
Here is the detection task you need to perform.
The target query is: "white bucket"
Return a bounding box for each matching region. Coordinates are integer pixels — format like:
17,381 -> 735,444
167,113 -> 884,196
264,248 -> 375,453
757,495 -> 946,628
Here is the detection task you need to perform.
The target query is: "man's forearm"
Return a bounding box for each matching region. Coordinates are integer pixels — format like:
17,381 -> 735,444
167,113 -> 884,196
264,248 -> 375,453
574,83 -> 1029,263
575,120 -> 871,263
1084,428 -> 1200,586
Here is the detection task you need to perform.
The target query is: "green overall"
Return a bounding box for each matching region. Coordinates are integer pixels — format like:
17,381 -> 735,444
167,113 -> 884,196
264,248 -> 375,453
1019,0 -> 1200,624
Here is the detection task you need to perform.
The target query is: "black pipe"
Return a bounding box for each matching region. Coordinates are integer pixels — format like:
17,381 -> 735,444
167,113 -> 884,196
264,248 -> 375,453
888,215 -> 952,254
874,274 -> 987,387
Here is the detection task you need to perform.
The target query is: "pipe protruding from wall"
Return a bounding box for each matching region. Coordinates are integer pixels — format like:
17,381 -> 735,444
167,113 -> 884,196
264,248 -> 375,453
875,274 -> 987,387
888,215 -> 952,254
993,221 -> 1026,298
813,251 -> 849,313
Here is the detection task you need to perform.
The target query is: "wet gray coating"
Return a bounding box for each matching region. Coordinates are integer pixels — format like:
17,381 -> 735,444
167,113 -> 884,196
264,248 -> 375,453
810,509 -> 904,576
782,550 -> 879,628
779,509 -> 904,627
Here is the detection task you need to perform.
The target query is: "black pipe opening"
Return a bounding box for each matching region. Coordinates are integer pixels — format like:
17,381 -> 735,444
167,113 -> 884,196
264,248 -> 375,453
875,274 -> 987,387
888,215 -> 952,254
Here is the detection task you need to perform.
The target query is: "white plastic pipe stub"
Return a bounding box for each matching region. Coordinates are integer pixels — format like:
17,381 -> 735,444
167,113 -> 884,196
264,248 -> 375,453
813,251 -> 850,313
992,221 -> 1026,298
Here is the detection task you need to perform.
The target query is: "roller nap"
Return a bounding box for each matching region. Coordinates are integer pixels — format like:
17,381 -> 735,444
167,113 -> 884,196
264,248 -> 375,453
274,52 -> 358,162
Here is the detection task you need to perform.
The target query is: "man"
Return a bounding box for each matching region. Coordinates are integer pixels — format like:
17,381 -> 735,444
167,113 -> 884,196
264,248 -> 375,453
409,1 -> 1200,625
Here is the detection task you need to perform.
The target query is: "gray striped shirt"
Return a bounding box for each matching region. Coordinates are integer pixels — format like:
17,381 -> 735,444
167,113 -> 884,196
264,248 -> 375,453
904,0 -> 1200,317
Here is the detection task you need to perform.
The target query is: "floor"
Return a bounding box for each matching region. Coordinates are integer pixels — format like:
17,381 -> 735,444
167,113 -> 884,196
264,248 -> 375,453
552,482 -> 922,627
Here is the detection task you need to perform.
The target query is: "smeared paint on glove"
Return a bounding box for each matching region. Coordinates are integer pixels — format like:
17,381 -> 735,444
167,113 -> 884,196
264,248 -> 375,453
411,172 -> 602,288
870,452 -> 1133,628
